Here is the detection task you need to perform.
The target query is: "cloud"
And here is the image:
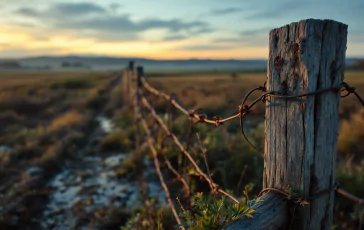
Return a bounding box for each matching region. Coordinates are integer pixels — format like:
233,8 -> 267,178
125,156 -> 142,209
244,1 -> 305,20
210,7 -> 242,16
109,3 -> 122,10
16,7 -> 40,17
192,27 -> 214,34
163,35 -> 188,41
213,38 -> 243,43
213,27 -> 269,47
50,2 -> 106,16
12,22 -> 36,28
178,45 -> 233,51
15,3 -> 106,19
55,16 -> 210,34
13,3 -> 213,42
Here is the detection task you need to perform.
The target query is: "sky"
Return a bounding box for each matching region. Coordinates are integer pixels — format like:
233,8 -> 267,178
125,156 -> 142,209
0,0 -> 363,59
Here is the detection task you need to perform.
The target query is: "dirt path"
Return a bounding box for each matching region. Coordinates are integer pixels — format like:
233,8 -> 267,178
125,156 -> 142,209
36,77 -> 164,229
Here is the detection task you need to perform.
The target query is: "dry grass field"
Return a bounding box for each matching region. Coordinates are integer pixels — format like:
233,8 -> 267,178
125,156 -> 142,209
0,70 -> 121,229
146,70 -> 364,118
0,69 -> 363,229
144,70 -> 364,229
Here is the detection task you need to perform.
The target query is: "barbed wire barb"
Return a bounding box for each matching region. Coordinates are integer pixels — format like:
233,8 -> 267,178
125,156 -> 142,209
139,114 -> 185,229
140,95 -> 240,204
137,75 -> 364,213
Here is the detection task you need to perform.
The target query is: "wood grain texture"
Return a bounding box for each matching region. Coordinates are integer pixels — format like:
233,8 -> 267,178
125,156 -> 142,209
122,69 -> 132,107
264,19 -> 347,229
133,67 -> 143,151
226,19 -> 347,230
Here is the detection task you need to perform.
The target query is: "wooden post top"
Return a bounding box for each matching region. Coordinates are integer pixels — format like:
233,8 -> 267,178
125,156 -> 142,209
128,61 -> 134,70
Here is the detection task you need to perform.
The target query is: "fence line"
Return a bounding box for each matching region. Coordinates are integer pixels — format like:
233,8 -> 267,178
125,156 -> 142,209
141,78 -> 241,126
139,114 -> 184,229
123,19 -> 364,229
140,95 -> 240,204
140,70 -> 364,203
162,155 -> 191,197
124,67 -> 364,228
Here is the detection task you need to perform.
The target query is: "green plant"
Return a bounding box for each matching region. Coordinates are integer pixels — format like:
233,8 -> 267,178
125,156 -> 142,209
178,189 -> 259,230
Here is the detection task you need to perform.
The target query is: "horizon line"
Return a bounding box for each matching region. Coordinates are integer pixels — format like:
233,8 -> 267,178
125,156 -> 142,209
1,54 -> 364,61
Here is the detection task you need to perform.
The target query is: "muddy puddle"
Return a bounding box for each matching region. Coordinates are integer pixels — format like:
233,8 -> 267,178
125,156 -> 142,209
38,116 -> 164,229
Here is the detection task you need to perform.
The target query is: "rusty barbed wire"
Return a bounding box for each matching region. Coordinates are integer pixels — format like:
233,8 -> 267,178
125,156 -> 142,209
162,157 -> 191,197
139,74 -> 364,208
196,132 -> 213,187
141,77 -> 364,156
238,81 -> 364,154
141,77 -> 240,127
139,114 -> 184,229
140,95 -> 240,204
155,132 -> 191,197
334,182 -> 364,206
258,182 -> 364,207
340,81 -> 364,106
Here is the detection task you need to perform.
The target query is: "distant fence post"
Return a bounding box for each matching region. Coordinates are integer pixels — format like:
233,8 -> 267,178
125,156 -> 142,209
226,19 -> 347,230
122,61 -> 142,150
133,66 -> 143,151
122,61 -> 134,107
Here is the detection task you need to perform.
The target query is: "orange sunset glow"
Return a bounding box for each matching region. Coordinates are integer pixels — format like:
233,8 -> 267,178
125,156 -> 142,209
0,0 -> 363,59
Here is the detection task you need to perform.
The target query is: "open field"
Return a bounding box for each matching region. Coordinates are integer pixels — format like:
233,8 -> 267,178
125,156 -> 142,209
0,69 -> 363,229
140,69 -> 364,229
146,70 -> 364,118
0,70 -> 125,229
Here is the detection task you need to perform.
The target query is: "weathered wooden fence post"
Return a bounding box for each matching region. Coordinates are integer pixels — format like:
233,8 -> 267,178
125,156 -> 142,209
226,19 -> 347,230
132,66 -> 143,151
122,61 -> 134,107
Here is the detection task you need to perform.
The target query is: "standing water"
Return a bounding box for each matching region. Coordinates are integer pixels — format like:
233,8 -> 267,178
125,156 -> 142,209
38,116 -> 164,229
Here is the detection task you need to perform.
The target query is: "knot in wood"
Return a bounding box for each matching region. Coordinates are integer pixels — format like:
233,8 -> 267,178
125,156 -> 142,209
274,56 -> 283,69
290,43 -> 300,57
